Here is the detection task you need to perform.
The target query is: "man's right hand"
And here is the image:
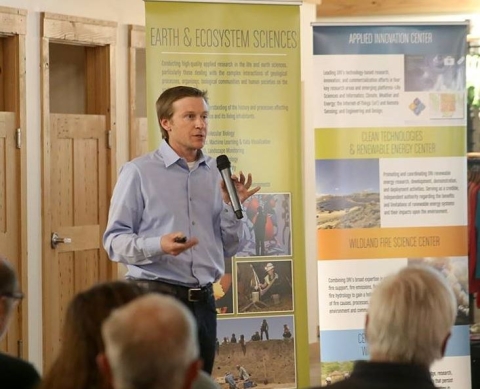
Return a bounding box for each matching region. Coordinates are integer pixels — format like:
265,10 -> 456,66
161,232 -> 199,256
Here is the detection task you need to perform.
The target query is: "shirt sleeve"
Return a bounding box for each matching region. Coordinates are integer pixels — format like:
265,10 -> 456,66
103,163 -> 163,265
220,201 -> 244,258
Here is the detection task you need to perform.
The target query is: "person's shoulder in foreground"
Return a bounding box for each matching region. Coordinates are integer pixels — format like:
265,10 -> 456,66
307,265 -> 456,389
193,371 -> 221,389
311,360 -> 437,389
0,351 -> 40,389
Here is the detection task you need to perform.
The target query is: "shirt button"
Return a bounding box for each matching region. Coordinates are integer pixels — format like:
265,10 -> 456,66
192,221 -> 195,225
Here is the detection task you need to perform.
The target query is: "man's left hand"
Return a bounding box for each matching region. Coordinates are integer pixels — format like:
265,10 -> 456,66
221,171 -> 261,204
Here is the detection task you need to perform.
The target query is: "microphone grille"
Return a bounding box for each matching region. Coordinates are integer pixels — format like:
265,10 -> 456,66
216,154 -> 231,170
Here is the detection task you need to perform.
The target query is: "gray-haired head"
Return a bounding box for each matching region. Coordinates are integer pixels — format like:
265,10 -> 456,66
102,293 -> 200,389
366,265 -> 456,367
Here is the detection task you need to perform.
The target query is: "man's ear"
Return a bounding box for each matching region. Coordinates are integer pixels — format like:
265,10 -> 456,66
96,353 -> 113,389
182,359 -> 202,389
160,118 -> 171,132
441,332 -> 451,358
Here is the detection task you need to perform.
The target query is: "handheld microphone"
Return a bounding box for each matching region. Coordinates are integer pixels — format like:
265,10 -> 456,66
216,155 -> 243,219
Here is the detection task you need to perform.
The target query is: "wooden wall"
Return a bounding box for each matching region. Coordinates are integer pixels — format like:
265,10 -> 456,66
317,0 -> 480,18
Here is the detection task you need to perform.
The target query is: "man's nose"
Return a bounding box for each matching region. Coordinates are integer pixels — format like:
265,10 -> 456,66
195,116 -> 207,128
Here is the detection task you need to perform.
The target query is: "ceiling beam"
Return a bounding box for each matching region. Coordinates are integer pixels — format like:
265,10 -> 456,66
317,0 -> 479,18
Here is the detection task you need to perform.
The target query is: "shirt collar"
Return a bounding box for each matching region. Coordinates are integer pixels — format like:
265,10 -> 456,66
160,139 -> 209,169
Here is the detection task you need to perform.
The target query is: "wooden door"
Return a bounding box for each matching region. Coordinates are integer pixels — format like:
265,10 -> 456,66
0,112 -> 21,354
43,114 -> 111,367
41,13 -> 117,369
0,8 -> 28,359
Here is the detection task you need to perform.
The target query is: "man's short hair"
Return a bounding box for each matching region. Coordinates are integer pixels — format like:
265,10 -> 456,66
366,265 -> 457,367
102,293 -> 199,389
155,86 -> 208,140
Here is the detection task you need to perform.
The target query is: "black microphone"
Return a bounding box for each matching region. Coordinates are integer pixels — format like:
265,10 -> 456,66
216,155 -> 243,219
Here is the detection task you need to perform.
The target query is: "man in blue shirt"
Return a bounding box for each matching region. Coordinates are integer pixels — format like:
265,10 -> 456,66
103,85 -> 260,374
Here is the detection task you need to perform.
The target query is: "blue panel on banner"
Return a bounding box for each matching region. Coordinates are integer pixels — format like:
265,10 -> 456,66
445,325 -> 470,357
320,325 -> 469,363
313,25 -> 467,56
320,329 -> 370,362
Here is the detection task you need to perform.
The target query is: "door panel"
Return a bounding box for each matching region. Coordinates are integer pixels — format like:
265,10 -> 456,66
44,113 -> 110,367
0,112 -> 20,355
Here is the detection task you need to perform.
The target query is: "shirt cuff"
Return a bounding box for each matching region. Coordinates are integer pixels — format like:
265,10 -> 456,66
143,236 -> 164,257
222,202 -> 246,219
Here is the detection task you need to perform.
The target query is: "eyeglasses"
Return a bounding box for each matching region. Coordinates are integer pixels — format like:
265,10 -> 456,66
1,291 -> 24,301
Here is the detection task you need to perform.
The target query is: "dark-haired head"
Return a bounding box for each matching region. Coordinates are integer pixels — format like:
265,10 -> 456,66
40,281 -> 146,389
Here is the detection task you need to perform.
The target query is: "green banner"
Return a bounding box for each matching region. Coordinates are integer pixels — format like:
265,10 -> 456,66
146,2 -> 307,387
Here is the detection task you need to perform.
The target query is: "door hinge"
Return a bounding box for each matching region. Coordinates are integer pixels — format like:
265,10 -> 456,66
17,339 -> 23,358
107,130 -> 112,149
15,128 -> 21,149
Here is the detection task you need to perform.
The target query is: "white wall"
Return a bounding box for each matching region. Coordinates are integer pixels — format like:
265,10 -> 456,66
0,0 -> 145,371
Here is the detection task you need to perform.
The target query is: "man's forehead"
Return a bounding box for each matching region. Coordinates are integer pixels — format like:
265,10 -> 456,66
173,96 -> 208,111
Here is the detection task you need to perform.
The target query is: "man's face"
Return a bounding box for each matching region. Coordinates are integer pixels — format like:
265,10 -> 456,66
161,96 -> 209,161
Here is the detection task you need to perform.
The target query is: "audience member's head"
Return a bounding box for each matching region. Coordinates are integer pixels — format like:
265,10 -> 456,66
40,281 -> 146,389
100,294 -> 201,389
0,255 -> 23,339
366,265 -> 457,368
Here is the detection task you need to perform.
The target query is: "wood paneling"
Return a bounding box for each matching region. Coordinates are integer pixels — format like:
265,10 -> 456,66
42,13 -> 116,45
317,0 -> 480,18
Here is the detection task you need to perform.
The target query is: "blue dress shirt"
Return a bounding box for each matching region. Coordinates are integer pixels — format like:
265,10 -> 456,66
103,140 -> 243,286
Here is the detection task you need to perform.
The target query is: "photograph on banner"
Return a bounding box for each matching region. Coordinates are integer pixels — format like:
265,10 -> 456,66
320,361 -> 354,386
407,256 -> 469,325
214,257 -> 234,315
315,159 -> 380,229
236,259 -> 293,313
237,193 -> 292,257
214,315 -> 296,389
405,54 -> 465,92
